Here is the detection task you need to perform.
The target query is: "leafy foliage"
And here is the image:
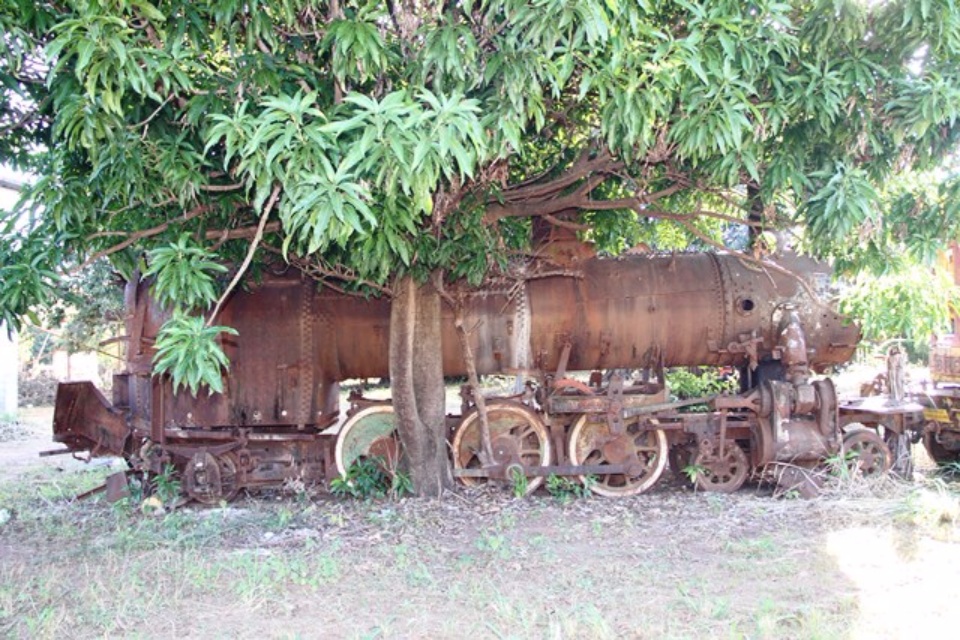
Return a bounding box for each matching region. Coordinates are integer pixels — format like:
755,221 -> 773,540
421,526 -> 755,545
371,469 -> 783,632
41,259 -> 125,353
508,466 -> 529,498
150,463 -> 182,510
666,368 -> 739,401
151,311 -> 236,396
143,234 -> 227,311
330,456 -> 412,500
839,258 -> 960,351
0,237 -> 58,334
2,0 -> 960,396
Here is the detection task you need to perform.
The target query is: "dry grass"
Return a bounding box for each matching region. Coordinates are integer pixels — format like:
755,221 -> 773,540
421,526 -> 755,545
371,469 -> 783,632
3,404 -> 960,638
0,418 -> 30,443
2,463 -> 960,639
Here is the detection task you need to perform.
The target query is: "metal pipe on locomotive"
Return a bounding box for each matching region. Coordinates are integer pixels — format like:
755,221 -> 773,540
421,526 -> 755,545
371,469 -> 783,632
51,243 -> 877,503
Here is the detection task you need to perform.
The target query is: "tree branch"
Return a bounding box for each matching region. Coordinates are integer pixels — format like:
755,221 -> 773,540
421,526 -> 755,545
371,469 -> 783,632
129,94 -> 174,132
542,214 -> 590,232
644,207 -> 761,228
487,157 -> 687,221
98,196 -> 179,220
435,272 -> 495,466
0,95 -> 51,135
674,218 -> 826,303
76,203 -> 212,272
205,221 -> 281,242
263,245 -> 395,297
206,184 -> 281,325
496,149 -> 621,204
198,183 -> 244,193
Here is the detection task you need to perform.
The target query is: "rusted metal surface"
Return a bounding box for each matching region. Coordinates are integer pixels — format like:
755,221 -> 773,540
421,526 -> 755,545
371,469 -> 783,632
105,471 -> 132,502
842,429 -> 892,475
436,252 -> 858,378
931,334 -> 960,384
121,252 -> 860,436
546,386 -> 668,415
691,440 -> 750,493
567,413 -> 669,496
38,448 -> 73,457
452,401 -> 551,495
50,248 -> 887,499
53,382 -> 128,456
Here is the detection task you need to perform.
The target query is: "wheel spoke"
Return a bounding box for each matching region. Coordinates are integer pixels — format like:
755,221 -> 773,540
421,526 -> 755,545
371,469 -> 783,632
335,405 -> 400,479
464,450 -> 481,468
584,450 -> 605,465
842,429 -> 891,477
514,425 -> 536,441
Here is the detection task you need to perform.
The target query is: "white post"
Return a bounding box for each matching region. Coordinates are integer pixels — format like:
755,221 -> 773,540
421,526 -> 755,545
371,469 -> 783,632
0,323 -> 17,417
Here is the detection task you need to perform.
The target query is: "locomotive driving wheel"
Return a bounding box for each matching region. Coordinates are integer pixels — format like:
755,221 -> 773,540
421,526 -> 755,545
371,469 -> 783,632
452,401 -> 551,495
691,440 -> 750,493
842,428 -> 892,476
568,415 -> 668,497
335,405 -> 402,477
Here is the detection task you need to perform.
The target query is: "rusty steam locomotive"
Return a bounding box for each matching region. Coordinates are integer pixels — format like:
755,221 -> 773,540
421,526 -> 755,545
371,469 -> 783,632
52,243 -> 905,503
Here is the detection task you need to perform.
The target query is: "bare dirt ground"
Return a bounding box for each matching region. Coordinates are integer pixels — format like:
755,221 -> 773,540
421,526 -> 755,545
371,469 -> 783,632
0,407 -> 115,481
2,405 -> 960,639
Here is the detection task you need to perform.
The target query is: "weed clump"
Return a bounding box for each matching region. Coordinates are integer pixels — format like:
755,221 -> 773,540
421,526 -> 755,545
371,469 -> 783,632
545,474 -> 594,503
330,457 -> 412,500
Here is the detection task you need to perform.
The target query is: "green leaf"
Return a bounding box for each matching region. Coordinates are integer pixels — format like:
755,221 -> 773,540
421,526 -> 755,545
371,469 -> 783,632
152,311 -> 236,397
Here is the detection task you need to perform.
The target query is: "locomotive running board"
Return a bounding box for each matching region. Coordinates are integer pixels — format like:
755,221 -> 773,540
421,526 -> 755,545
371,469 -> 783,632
52,382 -> 129,458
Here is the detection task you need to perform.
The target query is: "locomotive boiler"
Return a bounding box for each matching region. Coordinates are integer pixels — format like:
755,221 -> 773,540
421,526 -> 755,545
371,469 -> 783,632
51,246 -> 873,503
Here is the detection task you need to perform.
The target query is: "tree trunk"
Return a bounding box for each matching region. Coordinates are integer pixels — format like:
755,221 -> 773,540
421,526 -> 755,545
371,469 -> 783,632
389,274 -> 452,496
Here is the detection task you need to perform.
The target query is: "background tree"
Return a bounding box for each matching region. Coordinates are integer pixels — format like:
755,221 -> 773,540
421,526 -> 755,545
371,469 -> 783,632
3,0 -> 960,493
839,255 -> 960,361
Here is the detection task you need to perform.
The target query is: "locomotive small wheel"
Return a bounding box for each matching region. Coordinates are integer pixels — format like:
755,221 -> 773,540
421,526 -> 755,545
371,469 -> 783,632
335,405 -> 402,478
691,440 -> 749,493
185,451 -> 240,504
568,415 -> 668,497
452,401 -> 551,495
842,428 -> 892,476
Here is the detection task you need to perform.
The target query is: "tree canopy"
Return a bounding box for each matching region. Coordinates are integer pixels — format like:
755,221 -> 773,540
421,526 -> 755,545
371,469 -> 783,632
3,0 -> 960,388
